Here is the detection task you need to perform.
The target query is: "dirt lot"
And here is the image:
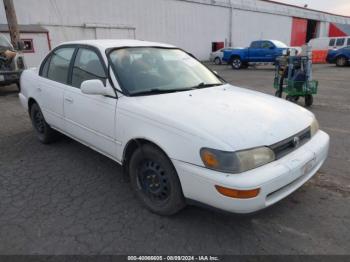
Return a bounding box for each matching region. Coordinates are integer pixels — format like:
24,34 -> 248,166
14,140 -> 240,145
0,64 -> 349,255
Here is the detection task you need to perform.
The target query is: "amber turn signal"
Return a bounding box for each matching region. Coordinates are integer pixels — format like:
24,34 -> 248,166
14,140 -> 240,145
201,150 -> 219,168
215,185 -> 260,199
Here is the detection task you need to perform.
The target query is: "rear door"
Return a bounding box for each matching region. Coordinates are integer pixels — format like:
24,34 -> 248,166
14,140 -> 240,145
38,46 -> 76,129
63,46 -> 117,158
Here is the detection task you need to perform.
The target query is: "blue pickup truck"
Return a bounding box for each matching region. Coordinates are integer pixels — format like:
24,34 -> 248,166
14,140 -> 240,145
326,46 -> 350,67
222,40 -> 289,69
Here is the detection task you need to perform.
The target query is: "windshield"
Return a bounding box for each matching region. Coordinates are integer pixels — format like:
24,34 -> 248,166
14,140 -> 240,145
0,35 -> 13,49
271,40 -> 288,48
108,47 -> 223,96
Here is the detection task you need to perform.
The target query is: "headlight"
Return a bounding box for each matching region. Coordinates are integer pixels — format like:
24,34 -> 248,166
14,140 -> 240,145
200,147 -> 275,174
310,117 -> 319,137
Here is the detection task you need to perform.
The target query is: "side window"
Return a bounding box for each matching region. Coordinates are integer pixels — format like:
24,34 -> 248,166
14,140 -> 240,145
71,48 -> 106,88
336,38 -> 345,46
40,56 -> 50,77
46,47 -> 75,84
329,39 -> 335,46
262,41 -> 274,49
347,38 -> 350,46
251,41 -> 261,48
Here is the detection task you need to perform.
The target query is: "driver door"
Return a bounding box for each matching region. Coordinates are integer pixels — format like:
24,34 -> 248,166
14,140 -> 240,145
63,47 -> 117,158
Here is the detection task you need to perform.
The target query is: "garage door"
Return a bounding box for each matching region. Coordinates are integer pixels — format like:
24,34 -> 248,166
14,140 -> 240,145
291,17 -> 307,46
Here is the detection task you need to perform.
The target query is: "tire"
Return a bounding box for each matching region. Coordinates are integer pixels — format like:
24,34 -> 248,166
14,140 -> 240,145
214,57 -> 221,65
15,81 -> 21,92
336,56 -> 347,67
275,90 -> 282,98
30,103 -> 57,144
286,95 -> 299,103
129,144 -> 186,216
305,95 -> 313,107
231,57 -> 243,70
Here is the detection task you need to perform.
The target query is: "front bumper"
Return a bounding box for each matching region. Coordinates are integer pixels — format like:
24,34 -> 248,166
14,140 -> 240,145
173,130 -> 329,214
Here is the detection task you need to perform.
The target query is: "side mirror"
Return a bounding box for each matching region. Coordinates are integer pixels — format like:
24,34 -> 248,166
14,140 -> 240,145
269,46 -> 275,49
81,79 -> 114,96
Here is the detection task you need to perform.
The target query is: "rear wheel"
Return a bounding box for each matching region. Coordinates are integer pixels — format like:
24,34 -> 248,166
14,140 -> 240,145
231,57 -> 243,70
30,103 -> 57,144
129,144 -> 186,216
275,90 -> 282,98
336,56 -> 347,67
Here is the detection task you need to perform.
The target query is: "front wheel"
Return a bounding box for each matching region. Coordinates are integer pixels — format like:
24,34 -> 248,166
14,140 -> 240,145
275,90 -> 282,98
129,144 -> 186,216
30,103 -> 57,144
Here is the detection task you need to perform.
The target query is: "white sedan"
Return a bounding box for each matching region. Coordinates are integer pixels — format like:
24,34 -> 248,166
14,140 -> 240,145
19,40 -> 329,215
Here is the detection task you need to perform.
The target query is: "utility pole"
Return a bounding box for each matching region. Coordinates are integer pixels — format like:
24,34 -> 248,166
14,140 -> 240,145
3,0 -> 22,50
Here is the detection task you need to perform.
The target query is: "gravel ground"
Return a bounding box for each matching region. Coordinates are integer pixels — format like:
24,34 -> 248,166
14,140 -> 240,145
0,64 -> 349,255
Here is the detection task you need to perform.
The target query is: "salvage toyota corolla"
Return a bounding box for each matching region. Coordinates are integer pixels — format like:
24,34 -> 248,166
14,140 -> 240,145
19,40 -> 329,215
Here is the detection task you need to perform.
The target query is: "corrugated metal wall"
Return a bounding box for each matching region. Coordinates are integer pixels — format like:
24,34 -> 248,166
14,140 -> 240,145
232,10 -> 292,47
1,0 -> 231,60
1,0 -> 350,62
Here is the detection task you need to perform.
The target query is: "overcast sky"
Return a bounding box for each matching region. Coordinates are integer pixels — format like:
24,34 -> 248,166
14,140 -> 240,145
273,0 -> 350,16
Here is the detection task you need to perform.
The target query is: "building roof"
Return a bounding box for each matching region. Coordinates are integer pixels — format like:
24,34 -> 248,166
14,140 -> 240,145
0,24 -> 48,33
62,39 -> 175,50
261,0 -> 350,19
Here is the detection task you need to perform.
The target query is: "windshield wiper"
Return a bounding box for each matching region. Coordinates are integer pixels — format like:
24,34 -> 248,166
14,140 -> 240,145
191,82 -> 223,89
130,88 -> 194,97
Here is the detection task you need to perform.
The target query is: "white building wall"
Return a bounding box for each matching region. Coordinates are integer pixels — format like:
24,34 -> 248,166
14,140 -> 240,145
231,10 -> 292,47
1,0 -> 350,62
0,0 -> 231,60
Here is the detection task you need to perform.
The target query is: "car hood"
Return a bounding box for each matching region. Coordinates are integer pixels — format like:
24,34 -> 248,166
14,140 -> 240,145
124,84 -> 314,151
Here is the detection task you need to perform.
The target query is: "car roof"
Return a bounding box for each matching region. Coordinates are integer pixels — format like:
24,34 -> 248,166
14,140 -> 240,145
59,39 -> 175,50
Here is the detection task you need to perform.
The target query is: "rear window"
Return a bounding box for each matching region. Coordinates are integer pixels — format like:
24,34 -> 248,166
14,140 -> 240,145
336,38 -> 345,46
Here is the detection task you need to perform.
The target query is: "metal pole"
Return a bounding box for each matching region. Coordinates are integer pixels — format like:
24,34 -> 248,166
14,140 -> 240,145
3,0 -> 22,50
228,0 -> 233,47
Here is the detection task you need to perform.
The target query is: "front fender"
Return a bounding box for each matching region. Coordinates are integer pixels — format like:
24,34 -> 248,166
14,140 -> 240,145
115,108 -> 208,167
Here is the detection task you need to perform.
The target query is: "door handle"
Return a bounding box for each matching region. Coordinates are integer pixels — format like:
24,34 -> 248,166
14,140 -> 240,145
65,97 -> 74,103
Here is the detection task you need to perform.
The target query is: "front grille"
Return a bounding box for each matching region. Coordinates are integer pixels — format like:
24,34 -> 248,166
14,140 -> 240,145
270,127 -> 311,159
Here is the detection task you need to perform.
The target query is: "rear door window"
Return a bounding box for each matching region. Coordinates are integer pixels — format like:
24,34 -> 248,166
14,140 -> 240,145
46,47 -> 75,84
251,41 -> 261,48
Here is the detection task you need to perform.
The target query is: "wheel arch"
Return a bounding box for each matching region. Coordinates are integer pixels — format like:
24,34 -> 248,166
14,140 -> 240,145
122,138 -> 172,169
28,97 -> 37,114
